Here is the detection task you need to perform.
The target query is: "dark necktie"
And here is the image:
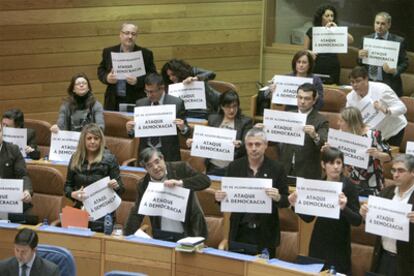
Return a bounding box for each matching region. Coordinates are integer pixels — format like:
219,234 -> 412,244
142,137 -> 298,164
149,101 -> 160,147
368,36 -> 384,79
21,263 -> 28,276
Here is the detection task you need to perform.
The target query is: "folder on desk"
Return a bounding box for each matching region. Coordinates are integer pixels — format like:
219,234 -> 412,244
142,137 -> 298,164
61,206 -> 89,228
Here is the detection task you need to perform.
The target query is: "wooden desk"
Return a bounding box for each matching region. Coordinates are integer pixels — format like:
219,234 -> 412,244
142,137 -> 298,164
0,226 -> 319,276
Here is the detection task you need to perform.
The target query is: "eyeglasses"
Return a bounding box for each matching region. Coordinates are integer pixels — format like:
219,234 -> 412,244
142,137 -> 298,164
391,168 -> 408,174
145,158 -> 162,170
144,88 -> 161,94
121,31 -> 137,37
75,81 -> 88,86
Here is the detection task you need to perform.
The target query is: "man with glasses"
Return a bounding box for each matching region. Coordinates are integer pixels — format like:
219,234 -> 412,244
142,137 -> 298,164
360,154 -> 414,276
126,73 -> 189,162
98,22 -> 156,111
346,66 -> 407,146
0,228 -> 60,276
124,147 -> 210,238
279,83 -> 329,182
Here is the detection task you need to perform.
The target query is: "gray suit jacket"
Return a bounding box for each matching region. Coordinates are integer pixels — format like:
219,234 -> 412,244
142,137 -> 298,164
0,255 -> 60,276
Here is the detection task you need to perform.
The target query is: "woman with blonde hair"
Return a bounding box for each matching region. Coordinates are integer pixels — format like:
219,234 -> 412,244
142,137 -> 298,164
64,123 -> 124,229
338,106 -> 391,195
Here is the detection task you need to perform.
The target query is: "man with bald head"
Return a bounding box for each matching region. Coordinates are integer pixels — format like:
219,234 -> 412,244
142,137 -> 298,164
98,22 -> 157,111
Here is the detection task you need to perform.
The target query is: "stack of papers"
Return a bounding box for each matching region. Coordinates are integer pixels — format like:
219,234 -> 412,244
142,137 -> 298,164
175,237 -> 205,252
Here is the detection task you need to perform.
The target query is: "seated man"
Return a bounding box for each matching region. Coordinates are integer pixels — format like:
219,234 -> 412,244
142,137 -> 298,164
126,73 -> 190,162
360,154 -> 414,276
2,109 -> 41,160
215,128 -> 290,258
0,228 -> 60,276
124,147 -> 210,239
0,123 -> 33,215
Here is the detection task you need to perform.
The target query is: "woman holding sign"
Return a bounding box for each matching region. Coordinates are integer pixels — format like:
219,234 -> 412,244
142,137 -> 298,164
304,4 -> 354,84
289,147 -> 362,274
50,73 -> 105,133
186,90 -> 252,175
64,124 -> 124,228
338,107 -> 391,195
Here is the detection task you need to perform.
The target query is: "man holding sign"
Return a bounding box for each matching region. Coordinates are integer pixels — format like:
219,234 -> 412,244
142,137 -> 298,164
126,73 -> 190,162
98,23 -> 156,111
358,12 -> 409,97
0,123 -> 33,214
124,147 -> 210,238
360,154 -> 414,276
215,128 -> 289,258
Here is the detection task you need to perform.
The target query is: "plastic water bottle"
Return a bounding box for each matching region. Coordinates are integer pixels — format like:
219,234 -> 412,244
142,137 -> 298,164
103,214 -> 113,235
42,218 -> 48,226
328,265 -> 336,275
259,248 -> 270,260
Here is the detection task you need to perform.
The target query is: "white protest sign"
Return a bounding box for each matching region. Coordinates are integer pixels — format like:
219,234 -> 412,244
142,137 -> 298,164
111,51 -> 146,79
138,182 -> 190,222
312,26 -> 348,53
356,96 -> 386,129
366,196 -> 412,242
3,127 -> 27,157
294,178 -> 342,219
362,38 -> 400,69
271,75 -> 312,105
190,125 -> 236,161
406,142 -> 414,155
134,105 -> 177,138
168,81 -> 207,110
327,128 -> 371,169
49,130 -> 81,162
82,177 -> 122,221
263,109 -> 307,146
0,179 -> 23,213
220,177 -> 272,213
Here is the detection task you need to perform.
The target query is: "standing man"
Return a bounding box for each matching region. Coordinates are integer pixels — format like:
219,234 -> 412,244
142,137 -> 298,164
215,128 -> 290,258
98,23 -> 156,111
0,123 -> 33,215
126,73 -> 189,162
0,228 -> 60,276
346,66 -> 407,146
279,83 -> 329,181
124,147 -> 210,238
360,154 -> 414,276
358,12 -> 409,97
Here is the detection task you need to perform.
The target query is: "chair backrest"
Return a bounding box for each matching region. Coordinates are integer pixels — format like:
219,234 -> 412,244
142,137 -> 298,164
276,208 -> 299,262
27,164 -> 65,223
103,111 -> 131,138
105,136 -> 139,165
180,149 -> 206,174
319,111 -> 341,130
351,224 -> 376,276
400,96 -> 414,123
207,80 -> 238,93
37,244 -> 76,276
320,87 -> 347,113
25,119 -> 52,157
104,271 -> 147,276
115,173 -> 141,226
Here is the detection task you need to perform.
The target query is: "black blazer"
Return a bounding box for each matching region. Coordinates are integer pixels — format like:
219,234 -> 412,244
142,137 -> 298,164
97,44 -> 156,110
207,113 -> 253,160
0,142 -> 33,212
360,33 -> 409,97
0,255 -> 60,276
26,128 -> 40,160
226,156 -> 290,251
135,94 -> 189,162
279,108 -> 329,180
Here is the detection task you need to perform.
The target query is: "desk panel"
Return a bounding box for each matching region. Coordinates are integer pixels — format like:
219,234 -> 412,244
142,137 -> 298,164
247,262 -> 314,276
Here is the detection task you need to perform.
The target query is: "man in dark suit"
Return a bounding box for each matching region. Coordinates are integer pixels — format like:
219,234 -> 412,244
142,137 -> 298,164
126,73 -> 190,162
124,147 -> 210,238
360,154 -> 414,276
279,83 -> 329,182
0,228 -> 60,276
215,127 -> 290,258
0,123 -> 33,214
358,12 -> 409,97
97,22 -> 157,111
2,108 -> 40,160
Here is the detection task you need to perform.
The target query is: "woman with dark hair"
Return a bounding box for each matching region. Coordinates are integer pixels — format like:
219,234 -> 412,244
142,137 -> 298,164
337,107 -> 391,195
304,4 -> 354,84
187,90 -> 252,175
161,59 -> 220,119
50,73 -> 104,133
289,147 -> 362,274
64,123 -> 124,229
